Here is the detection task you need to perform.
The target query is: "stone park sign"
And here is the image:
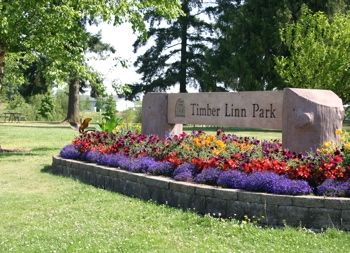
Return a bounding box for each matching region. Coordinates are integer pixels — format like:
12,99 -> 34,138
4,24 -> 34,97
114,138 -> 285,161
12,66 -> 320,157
142,88 -> 344,153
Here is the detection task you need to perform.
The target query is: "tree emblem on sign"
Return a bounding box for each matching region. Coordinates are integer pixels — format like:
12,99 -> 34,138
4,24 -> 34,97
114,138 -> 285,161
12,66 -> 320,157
175,98 -> 185,117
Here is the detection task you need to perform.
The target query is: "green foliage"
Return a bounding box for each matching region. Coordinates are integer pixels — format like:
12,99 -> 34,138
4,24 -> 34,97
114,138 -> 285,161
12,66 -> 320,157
127,0 -> 218,99
275,6 -> 350,103
213,0 -> 350,91
37,94 -> 54,120
0,0 -> 182,99
98,95 -> 122,132
6,94 -> 26,110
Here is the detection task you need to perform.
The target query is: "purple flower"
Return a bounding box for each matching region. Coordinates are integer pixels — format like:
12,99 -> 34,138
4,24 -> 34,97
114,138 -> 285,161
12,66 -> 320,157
97,153 -> 127,168
244,172 -> 312,195
316,179 -> 350,197
147,161 -> 174,176
270,178 -> 312,195
218,171 -> 312,196
245,172 -> 281,192
117,156 -> 132,170
217,170 -> 248,189
128,157 -> 157,173
60,145 -> 81,159
172,163 -> 197,182
195,167 -> 222,185
83,151 -> 101,163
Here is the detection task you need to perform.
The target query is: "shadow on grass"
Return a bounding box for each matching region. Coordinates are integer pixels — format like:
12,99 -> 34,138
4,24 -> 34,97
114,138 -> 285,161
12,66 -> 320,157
31,147 -> 59,153
0,123 -> 71,129
41,165 -> 54,174
0,151 -> 40,158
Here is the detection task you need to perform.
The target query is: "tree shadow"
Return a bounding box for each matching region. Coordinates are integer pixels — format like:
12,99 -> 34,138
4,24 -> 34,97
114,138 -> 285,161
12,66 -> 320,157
41,165 -> 54,174
31,147 -> 59,153
0,151 -> 40,158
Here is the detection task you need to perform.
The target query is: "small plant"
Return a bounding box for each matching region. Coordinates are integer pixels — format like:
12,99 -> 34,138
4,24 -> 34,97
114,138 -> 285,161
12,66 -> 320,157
97,95 -> 122,132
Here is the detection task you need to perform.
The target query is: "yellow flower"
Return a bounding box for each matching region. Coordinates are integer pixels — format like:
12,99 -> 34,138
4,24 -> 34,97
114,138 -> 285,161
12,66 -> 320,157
336,129 -> 344,136
323,141 -> 333,148
212,148 -> 221,156
216,140 -> 226,149
236,142 -> 253,152
344,142 -> 350,151
193,137 -> 201,147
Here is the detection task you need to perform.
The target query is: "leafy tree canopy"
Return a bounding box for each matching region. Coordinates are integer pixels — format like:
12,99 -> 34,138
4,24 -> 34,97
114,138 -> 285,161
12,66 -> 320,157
275,6 -> 350,103
212,0 -> 350,91
0,0 -> 182,93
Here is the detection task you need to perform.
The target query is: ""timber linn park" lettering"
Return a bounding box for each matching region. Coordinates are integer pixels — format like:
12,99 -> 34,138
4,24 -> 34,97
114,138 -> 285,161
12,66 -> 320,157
168,91 -> 284,130
190,103 -> 276,118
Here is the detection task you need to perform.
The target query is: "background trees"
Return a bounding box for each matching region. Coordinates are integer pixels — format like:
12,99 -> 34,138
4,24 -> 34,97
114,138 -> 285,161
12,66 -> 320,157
127,0 -> 218,99
275,6 -> 350,104
0,0 -> 182,120
212,0 -> 350,92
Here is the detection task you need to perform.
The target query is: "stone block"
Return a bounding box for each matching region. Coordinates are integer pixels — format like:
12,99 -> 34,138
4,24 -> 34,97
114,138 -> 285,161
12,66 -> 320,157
111,178 -> 124,193
262,204 -> 280,226
205,197 -> 227,217
300,208 -> 342,229
292,196 -> 325,208
226,201 -> 249,220
213,188 -> 238,200
167,191 -> 192,209
237,191 -> 265,204
138,184 -> 152,201
244,202 -> 267,223
150,188 -> 170,205
142,175 -> 170,189
278,206 -> 309,227
51,165 -> 62,175
264,194 -> 293,206
324,197 -> 350,210
169,181 -> 196,194
142,93 -> 183,137
190,196 -> 206,215
195,184 -> 215,197
283,88 -> 344,153
118,170 -> 141,183
341,210 -> 350,230
95,174 -> 104,188
124,181 -> 141,198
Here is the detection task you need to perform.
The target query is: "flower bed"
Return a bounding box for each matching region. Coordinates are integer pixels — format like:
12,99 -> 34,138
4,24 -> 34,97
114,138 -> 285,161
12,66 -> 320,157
60,130 -> 350,197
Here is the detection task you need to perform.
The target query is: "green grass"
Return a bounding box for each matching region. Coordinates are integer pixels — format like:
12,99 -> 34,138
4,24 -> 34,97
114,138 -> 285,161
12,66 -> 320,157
1,123 -> 350,252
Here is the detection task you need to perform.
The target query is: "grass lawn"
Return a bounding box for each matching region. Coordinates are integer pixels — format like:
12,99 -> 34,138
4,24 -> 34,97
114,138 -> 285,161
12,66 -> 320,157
1,123 -> 349,252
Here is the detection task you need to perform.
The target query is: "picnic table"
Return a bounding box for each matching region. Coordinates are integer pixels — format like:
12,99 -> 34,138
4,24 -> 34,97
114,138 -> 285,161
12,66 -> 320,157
0,112 -> 26,122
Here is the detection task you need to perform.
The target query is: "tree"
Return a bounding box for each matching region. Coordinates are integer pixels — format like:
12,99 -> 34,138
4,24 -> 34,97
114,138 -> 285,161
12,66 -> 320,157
0,0 -> 182,122
212,0 -> 350,91
275,6 -> 350,103
127,0 -> 218,99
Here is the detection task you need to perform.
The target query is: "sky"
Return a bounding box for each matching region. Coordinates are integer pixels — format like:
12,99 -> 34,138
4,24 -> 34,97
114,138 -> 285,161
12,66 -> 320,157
86,22 -> 197,110
86,22 -> 139,111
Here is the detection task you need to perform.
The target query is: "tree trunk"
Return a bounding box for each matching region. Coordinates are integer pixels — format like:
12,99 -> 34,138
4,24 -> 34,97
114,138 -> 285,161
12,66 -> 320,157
65,78 -> 80,123
179,0 -> 189,93
0,46 -> 5,92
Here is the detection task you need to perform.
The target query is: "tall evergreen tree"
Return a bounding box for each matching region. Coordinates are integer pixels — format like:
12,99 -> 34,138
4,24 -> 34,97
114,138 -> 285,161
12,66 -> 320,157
213,0 -> 350,91
128,0 -> 218,99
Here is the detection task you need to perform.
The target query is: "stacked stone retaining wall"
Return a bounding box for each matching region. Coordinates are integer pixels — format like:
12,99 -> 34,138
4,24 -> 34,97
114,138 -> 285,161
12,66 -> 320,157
52,156 -> 350,230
